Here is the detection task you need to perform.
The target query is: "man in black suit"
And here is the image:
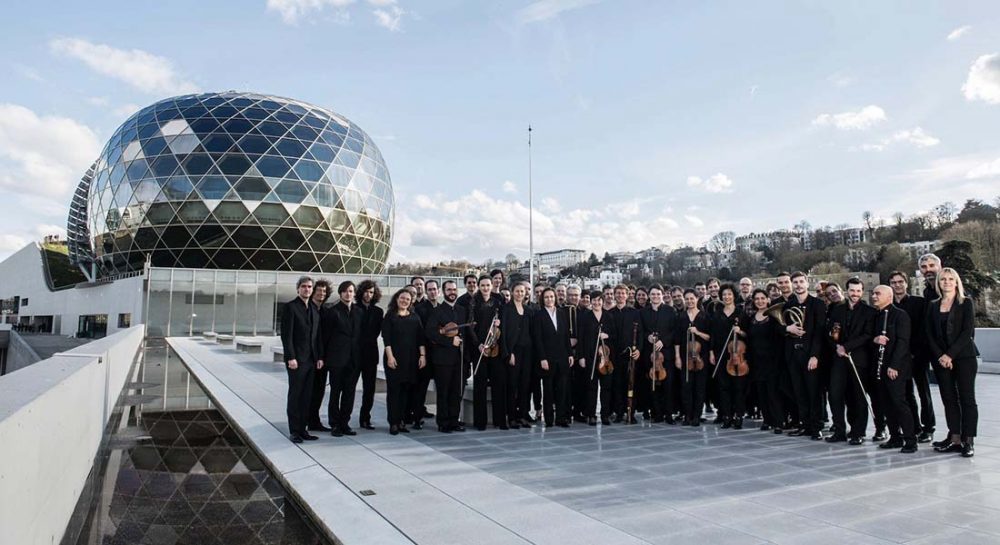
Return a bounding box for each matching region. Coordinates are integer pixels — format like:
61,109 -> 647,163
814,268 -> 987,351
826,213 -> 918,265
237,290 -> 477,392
412,279 -> 440,427
872,285 -> 917,453
609,284 -> 641,423
890,271 -> 935,443
426,280 -> 469,432
280,276 -> 323,444
783,271 -> 829,440
825,277 -> 875,445
322,281 -> 363,437
306,280 -> 332,432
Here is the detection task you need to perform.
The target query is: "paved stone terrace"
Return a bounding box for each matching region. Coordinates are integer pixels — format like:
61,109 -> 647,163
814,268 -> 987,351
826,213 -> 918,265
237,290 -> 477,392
169,337 -> 1000,544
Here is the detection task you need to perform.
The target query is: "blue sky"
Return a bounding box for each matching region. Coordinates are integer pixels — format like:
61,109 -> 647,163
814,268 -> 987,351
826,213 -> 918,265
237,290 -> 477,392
2,0 -> 999,263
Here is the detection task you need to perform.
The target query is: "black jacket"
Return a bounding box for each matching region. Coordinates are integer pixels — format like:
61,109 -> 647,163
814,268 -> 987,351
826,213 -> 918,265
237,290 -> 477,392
321,301 -> 363,368
578,308 -> 614,369
875,304 -> 912,375
609,305 -> 641,365
469,292 -> 504,349
424,302 -> 468,367
827,301 -> 876,368
896,294 -> 929,358
358,301 -> 384,366
531,306 -> 573,372
500,302 -> 531,360
640,304 -> 676,359
782,294 -> 827,359
926,297 -> 978,361
280,297 -> 321,363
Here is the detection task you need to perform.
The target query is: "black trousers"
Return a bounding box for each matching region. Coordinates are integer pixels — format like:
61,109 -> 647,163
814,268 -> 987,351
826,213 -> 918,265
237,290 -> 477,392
434,363 -> 463,428
680,366 -> 707,423
611,359 -> 630,416
571,362 -> 589,417
307,364 -> 329,427
651,370 -> 675,420
386,375 -> 413,426
718,370 -> 748,420
934,357 -> 979,438
879,370 -> 915,441
472,354 -> 498,428
912,355 -> 937,433
786,344 -> 823,434
328,365 -> 359,430
511,346 -> 533,421
407,359 -> 434,423
865,362 -> 887,432
828,357 -> 869,438
754,364 -> 784,428
358,359 -> 377,424
488,357 -> 510,426
286,361 -> 316,436
587,367 -> 613,418
541,361 -> 570,425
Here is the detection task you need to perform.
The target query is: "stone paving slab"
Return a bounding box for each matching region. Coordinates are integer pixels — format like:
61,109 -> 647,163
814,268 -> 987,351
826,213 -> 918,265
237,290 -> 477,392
169,337 -> 1000,544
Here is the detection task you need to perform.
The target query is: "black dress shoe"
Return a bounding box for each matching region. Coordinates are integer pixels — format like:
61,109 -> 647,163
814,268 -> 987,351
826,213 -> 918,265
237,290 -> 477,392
879,438 -> 904,449
760,424 -> 772,431
453,423 -> 466,432
498,424 -> 509,430
733,418 -> 743,430
330,428 -> 344,437
389,425 -> 399,436
613,415 -> 624,423
399,426 -> 410,433
962,439 -> 975,458
438,425 -> 452,433
342,426 -> 357,436
424,410 -> 435,419
290,434 -> 304,443
848,437 -> 865,446
475,425 -> 487,431
721,418 -> 732,429
901,441 -> 918,454
773,428 -> 783,434
713,416 -> 724,425
825,434 -> 847,443
665,418 -> 676,425
525,415 -> 537,423
412,421 -> 424,430
788,428 -> 807,437
601,417 -> 611,425
627,416 -> 638,424
359,421 -> 375,430
557,420 -> 570,428
810,432 -> 825,441
588,417 -> 597,426
544,422 -> 554,428
510,422 -> 521,429
872,429 -> 887,442
302,433 -> 319,441
935,442 -> 963,453
917,431 -> 933,443
308,423 -> 332,432
932,437 -> 952,449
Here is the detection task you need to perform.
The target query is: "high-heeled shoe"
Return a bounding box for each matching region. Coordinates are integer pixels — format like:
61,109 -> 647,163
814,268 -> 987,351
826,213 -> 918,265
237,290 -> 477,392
934,442 -> 963,453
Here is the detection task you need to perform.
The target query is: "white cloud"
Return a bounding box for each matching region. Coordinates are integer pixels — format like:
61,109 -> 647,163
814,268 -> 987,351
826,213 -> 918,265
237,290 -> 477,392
50,38 -> 198,95
0,103 -> 101,199
861,127 -> 940,152
684,215 -> 704,228
827,72 -> 856,88
390,188 -> 694,262
812,105 -> 887,130
962,53 -> 1000,104
516,0 -> 602,24
372,1 -> 404,31
266,0 -> 354,23
86,96 -> 109,107
114,103 -> 142,118
686,173 -> 734,193
947,25 -> 971,41
502,180 -> 517,193
0,234 -> 30,252
966,157 -> 1000,179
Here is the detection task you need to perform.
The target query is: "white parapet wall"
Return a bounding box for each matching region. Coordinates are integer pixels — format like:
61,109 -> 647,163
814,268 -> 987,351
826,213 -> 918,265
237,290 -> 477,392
0,325 -> 144,545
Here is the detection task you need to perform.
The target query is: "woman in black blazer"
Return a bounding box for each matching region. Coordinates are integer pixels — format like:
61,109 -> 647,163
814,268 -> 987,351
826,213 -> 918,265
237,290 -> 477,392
926,268 -> 979,457
531,287 -> 574,427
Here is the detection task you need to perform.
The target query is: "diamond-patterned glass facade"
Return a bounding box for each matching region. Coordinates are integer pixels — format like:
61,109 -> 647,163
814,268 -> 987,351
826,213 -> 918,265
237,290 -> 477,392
72,92 -> 394,275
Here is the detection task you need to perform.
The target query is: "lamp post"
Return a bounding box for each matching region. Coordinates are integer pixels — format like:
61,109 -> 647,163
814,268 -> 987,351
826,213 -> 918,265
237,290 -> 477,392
528,125 -> 534,294
189,313 -> 197,337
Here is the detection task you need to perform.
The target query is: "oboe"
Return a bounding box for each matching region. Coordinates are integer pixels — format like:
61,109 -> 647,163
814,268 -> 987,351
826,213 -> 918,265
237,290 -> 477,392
876,309 -> 889,381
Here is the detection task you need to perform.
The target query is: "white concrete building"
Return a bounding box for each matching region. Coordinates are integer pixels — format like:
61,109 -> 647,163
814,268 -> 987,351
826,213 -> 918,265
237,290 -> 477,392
535,249 -> 586,269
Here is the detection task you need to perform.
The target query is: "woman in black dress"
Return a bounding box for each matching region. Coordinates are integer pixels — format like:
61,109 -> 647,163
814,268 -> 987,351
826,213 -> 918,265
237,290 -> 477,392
674,289 -> 711,427
710,284 -> 747,429
928,268 -> 980,457
502,282 -> 532,429
745,288 -> 784,433
382,289 -> 426,435
578,290 -> 615,425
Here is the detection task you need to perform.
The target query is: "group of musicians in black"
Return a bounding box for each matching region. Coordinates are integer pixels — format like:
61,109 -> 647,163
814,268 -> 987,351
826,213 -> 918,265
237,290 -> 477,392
280,253 -> 980,457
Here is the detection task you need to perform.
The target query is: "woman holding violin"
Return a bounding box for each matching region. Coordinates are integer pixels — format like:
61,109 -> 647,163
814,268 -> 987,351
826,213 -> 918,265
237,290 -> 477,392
674,289 -> 711,427
579,289 -> 615,425
711,284 -> 749,429
502,282 -> 532,429
745,288 -> 785,433
470,275 -> 506,430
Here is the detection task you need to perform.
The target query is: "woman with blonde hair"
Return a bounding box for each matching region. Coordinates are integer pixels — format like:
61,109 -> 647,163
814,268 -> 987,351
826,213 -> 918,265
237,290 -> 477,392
926,268 -> 979,457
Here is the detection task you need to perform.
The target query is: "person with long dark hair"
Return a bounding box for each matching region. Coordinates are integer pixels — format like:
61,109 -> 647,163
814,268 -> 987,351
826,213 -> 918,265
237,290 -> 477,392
710,284 -> 747,429
501,282 -> 531,429
470,275 -> 506,430
356,279 -> 383,430
928,268 -> 980,457
745,288 -> 785,432
382,289 -> 426,435
674,289 -> 711,427
532,287 -> 575,427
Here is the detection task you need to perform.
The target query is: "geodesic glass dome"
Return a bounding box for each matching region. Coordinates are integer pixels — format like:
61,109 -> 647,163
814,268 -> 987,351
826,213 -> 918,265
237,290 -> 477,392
66,92 -> 394,275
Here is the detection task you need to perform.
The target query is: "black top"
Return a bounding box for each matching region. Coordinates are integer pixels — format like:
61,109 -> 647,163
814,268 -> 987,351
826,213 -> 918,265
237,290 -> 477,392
744,312 -> 782,371
469,292 -> 504,349
578,307 -> 614,370
782,294 -> 827,359
926,297 -> 978,361
500,302 -> 531,359
826,301 -> 876,368
321,300 -> 363,368
675,309 -> 711,365
424,302 -> 469,367
382,312 -> 425,383
709,307 -> 741,366
923,281 -> 939,301
608,305 -> 641,365
896,294 -> 929,357
639,304 -> 676,361
357,301 -> 384,364
531,306 -> 573,373
279,297 -> 321,363
875,305 -> 912,375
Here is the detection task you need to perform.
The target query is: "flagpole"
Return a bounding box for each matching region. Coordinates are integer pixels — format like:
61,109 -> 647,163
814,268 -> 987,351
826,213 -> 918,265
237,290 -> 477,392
528,125 -> 534,294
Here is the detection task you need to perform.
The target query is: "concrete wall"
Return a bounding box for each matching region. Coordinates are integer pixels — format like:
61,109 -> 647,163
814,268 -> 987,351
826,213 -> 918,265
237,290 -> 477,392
978,328 -> 1000,363
0,325 -> 144,545
5,330 -> 41,374
0,244 -> 145,337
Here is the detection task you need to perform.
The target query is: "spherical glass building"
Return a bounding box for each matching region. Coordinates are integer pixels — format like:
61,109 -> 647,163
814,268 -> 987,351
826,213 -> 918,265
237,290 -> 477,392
67,92 -> 394,275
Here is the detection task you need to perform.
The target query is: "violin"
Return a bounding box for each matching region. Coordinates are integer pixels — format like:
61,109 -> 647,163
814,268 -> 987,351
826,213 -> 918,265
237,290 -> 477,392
592,325 -> 614,378
648,333 -> 667,382
483,311 -> 501,358
829,322 -> 842,343
686,328 -> 704,372
726,326 -> 749,377
439,321 -> 476,337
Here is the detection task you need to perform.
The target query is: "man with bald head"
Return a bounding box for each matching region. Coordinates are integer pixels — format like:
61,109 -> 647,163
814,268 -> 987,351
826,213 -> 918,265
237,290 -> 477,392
871,285 -> 917,453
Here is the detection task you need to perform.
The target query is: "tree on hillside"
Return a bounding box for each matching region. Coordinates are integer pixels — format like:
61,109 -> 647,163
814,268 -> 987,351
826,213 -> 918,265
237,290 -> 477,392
707,231 -> 736,253
809,262 -> 847,275
941,221 -> 1000,272
936,240 -> 997,300
932,201 -> 958,227
874,243 -> 911,283
956,199 -> 1000,224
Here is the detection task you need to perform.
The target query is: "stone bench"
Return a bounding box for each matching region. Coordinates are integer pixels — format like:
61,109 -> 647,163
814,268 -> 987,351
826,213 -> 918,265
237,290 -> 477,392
202,331 -> 216,341
272,346 -> 284,363
235,337 -> 264,354
215,334 -> 234,345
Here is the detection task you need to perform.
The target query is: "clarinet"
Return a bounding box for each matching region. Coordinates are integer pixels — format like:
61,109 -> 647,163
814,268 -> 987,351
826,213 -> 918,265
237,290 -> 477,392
876,309 -> 888,381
